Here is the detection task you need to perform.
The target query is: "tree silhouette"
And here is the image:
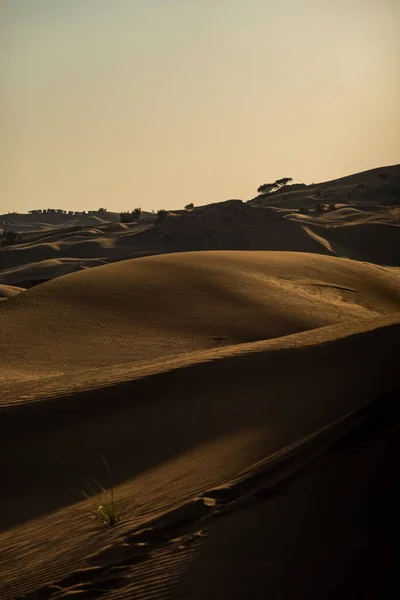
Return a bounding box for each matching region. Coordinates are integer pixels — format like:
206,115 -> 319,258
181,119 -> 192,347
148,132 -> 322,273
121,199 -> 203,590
274,177 -> 293,188
257,178 -> 293,195
257,183 -> 275,195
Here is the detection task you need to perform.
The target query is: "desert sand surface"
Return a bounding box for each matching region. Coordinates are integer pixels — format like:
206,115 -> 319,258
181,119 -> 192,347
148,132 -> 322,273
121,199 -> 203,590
1,165 -> 400,600
0,284 -> 25,302
1,165 -> 400,289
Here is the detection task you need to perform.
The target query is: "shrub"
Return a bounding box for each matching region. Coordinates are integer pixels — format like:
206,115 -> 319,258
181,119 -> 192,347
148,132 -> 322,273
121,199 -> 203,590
156,209 -> 167,223
82,452 -> 122,526
120,208 -> 142,223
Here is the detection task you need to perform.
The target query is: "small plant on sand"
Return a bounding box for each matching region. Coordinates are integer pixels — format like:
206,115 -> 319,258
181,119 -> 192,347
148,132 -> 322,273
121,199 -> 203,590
82,452 -> 122,526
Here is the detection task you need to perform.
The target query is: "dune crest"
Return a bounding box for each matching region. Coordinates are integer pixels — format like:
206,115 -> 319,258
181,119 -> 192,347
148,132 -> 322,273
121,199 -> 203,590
1,251 -> 400,385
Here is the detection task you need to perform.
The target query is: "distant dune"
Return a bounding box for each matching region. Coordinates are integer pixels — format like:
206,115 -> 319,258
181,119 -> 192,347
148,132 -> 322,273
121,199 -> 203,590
1,250 -> 400,386
0,283 -> 25,301
1,166 -> 399,291
1,166 -> 400,600
249,163 -> 400,208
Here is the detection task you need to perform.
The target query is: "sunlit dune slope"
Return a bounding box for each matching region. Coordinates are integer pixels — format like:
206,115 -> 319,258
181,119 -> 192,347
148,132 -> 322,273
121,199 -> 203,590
0,284 -> 25,301
1,250 -> 400,382
1,250 -> 400,600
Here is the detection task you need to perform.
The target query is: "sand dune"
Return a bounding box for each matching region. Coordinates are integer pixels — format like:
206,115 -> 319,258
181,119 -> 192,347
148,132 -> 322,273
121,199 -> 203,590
0,221 -> 159,286
1,238 -> 121,270
0,210 -> 121,229
291,221 -> 400,265
1,251 -> 400,383
315,222 -> 400,265
1,165 -> 400,599
1,248 -> 400,599
308,206 -> 400,225
2,181 -> 400,291
250,164 -> 400,209
2,167 -> 400,293
1,313 -> 399,598
0,257 -> 109,287
0,284 -> 25,301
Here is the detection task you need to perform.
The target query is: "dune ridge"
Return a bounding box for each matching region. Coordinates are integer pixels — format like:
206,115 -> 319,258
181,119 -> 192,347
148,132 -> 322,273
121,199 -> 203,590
1,316 -> 399,597
1,248 -> 400,599
1,251 -> 400,386
1,165 -> 400,289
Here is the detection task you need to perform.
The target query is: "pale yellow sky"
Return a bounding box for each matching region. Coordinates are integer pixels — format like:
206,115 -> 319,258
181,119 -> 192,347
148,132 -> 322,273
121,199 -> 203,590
1,0 -> 399,214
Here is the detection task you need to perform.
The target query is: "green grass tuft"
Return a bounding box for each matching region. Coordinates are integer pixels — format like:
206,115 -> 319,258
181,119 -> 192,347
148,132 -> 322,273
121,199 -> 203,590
82,451 -> 122,526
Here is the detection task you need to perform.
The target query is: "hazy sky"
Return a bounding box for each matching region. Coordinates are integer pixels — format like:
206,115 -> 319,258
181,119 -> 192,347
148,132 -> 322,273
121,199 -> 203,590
1,0 -> 399,214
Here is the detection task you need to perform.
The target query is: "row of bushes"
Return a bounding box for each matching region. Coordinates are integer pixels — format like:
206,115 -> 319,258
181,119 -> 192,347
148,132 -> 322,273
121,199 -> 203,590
120,205 -> 195,224
120,208 -> 142,223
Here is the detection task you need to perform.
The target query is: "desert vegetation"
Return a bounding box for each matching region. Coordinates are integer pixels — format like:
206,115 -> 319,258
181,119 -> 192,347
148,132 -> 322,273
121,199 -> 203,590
156,209 -> 168,223
81,451 -> 122,527
257,177 -> 293,195
120,208 -> 142,223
